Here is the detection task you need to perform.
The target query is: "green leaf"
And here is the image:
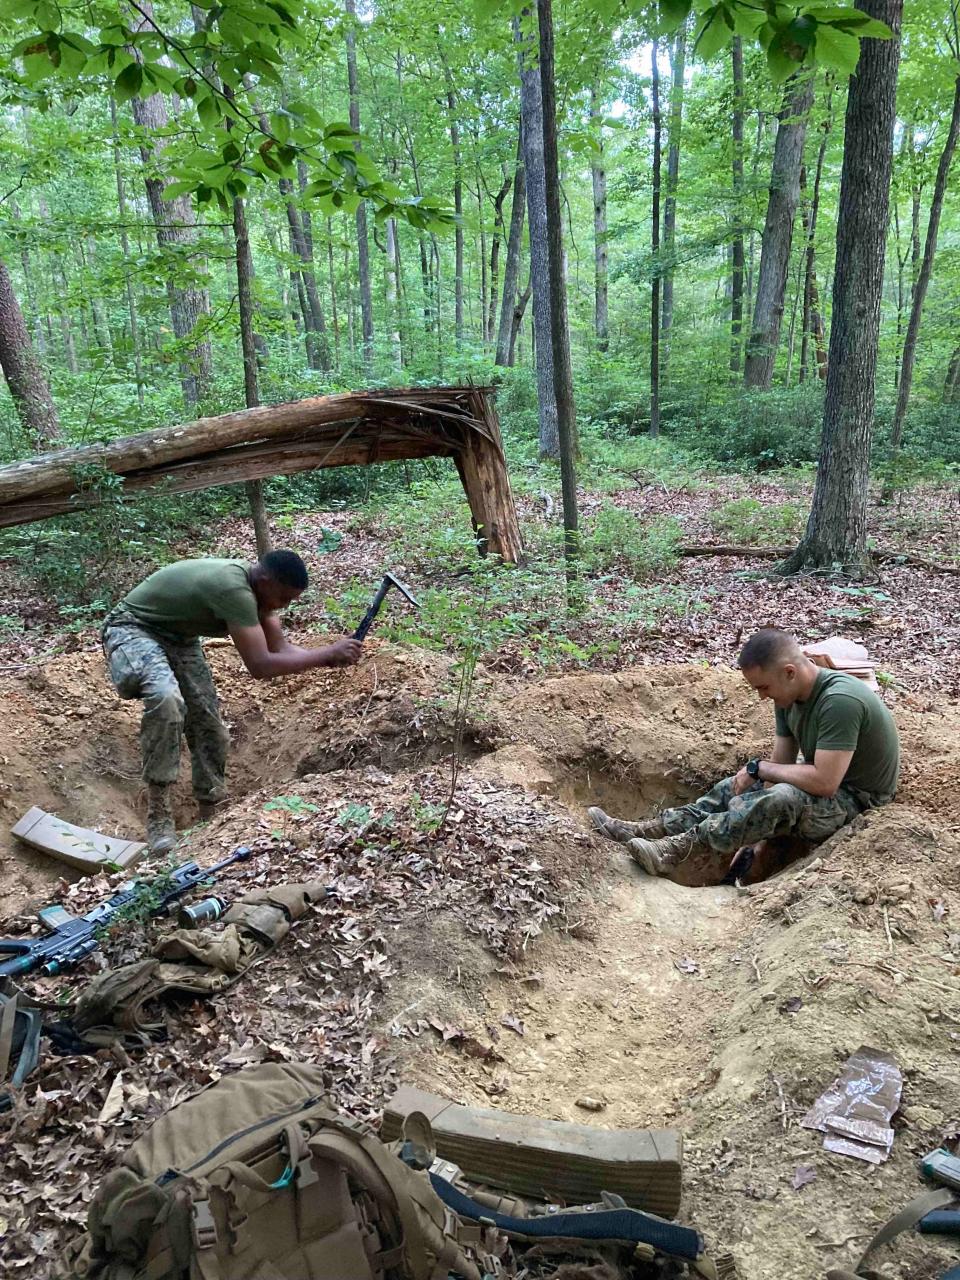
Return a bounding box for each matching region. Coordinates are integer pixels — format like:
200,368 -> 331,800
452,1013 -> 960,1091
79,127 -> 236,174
323,121 -> 357,139
270,110 -> 291,143
196,91 -> 222,129
162,180 -> 196,200
813,23 -> 861,75
658,0 -> 691,30
694,6 -> 733,61
113,61 -> 144,103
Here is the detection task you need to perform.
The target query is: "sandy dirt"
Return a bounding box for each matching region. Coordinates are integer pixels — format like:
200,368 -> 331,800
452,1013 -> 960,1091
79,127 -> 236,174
1,644 -> 958,1279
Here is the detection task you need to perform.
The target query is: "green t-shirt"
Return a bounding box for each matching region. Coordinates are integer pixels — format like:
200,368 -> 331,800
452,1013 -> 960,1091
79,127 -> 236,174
774,669 -> 900,799
122,558 -> 260,639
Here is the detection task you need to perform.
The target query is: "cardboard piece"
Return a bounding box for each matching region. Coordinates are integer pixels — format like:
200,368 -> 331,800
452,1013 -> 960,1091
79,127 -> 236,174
12,806 -> 146,874
383,1084 -> 683,1218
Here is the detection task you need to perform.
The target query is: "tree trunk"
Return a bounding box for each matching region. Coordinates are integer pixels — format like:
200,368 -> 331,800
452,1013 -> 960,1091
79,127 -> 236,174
232,196 -> 272,557
488,174 -> 511,344
344,0 -> 373,372
743,73 -> 814,389
944,345 -> 960,403
516,15 -> 559,458
110,98 -> 145,406
590,85 -> 609,352
783,0 -> 903,574
661,26 -> 686,374
443,69 -> 465,348
650,41 -> 662,438
889,74 -> 960,452
129,4 -> 211,408
326,220 -> 341,370
508,277 -> 531,366
385,217 -> 402,368
495,129 -> 526,366
730,37 -> 746,373
0,255 -> 62,446
279,176 -> 330,372
799,90 -> 832,384
535,0 -> 578,566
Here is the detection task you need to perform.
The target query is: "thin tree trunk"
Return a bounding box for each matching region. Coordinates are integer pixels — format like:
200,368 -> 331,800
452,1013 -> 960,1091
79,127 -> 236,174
508,277 -> 531,366
743,73 -> 814,389
799,90 -> 832,384
536,0 -> 578,568
516,14 -> 559,458
944,344 -> 960,402
344,0 -> 373,371
488,174 -> 511,344
0,255 -> 62,445
661,26 -> 686,374
233,195 -> 271,557
496,129 -> 526,366
889,74 -> 960,452
442,64 -> 465,347
784,0 -> 903,574
650,41 -> 662,438
110,99 -> 145,406
326,219 -> 341,371
590,85 -> 609,352
385,217 -> 402,368
730,37 -> 745,372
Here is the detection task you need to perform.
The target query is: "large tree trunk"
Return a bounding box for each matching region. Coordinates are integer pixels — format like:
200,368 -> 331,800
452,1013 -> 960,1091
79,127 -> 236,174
783,0 -> 903,574
650,41 -> 662,438
661,26 -> 686,374
889,74 -> 960,452
535,0 -> 578,566
730,37 -> 746,373
344,0 -> 373,372
590,85 -> 609,352
0,255 -> 62,445
495,129 -> 526,366
743,74 -> 814,389
516,16 -> 559,458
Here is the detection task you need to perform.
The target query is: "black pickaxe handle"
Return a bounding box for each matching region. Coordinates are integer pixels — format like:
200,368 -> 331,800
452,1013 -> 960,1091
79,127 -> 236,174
354,572 -> 421,641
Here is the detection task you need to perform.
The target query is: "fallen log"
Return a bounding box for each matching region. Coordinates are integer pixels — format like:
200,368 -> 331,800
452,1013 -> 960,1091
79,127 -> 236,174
678,544 -> 960,574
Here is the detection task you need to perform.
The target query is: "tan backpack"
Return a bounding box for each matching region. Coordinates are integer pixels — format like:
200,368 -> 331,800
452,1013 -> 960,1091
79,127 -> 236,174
67,1063 -> 499,1280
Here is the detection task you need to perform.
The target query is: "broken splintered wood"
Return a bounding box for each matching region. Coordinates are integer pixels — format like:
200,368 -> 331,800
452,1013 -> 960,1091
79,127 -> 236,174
0,386 -> 526,565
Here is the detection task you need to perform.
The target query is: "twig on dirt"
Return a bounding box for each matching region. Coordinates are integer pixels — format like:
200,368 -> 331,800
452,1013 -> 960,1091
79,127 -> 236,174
882,906 -> 894,953
750,954 -> 762,983
811,1233 -> 871,1249
538,489 -> 555,520
847,960 -> 960,997
770,1074 -> 788,1132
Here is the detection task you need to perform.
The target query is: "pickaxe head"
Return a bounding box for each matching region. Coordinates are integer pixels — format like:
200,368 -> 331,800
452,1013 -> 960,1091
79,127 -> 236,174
354,572 -> 421,640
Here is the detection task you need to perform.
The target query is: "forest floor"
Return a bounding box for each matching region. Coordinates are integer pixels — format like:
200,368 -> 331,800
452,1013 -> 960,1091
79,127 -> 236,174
1,472 -> 959,1280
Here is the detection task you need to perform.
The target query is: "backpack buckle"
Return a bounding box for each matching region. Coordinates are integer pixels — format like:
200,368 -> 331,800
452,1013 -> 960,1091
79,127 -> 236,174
295,1153 -> 319,1189
192,1198 -> 219,1250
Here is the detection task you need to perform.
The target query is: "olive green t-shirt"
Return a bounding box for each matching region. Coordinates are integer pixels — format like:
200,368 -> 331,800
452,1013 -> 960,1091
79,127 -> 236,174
774,669 -> 900,799
122,558 -> 260,639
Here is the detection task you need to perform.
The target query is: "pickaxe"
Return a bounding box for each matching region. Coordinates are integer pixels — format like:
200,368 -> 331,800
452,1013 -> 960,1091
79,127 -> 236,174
353,572 -> 421,641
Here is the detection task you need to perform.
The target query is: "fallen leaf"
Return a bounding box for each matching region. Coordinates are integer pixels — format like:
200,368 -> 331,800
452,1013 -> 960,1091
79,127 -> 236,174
778,996 -> 804,1015
97,1073 -> 124,1125
500,1012 -> 525,1036
674,956 -> 699,975
791,1165 -> 817,1190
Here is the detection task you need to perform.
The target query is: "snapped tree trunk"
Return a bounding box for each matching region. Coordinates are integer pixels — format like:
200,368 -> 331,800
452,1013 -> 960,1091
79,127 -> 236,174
661,26 -> 686,374
495,128 -> 526,366
783,0 -> 903,574
650,40 -> 662,438
0,255 -> 62,446
730,37 -> 746,373
535,0 -> 579,569
889,73 -> 960,453
743,73 -> 814,389
345,0 -> 374,371
590,85 -> 609,352
516,15 -> 559,458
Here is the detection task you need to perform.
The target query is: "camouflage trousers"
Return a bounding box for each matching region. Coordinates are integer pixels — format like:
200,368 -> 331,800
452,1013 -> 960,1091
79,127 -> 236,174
101,607 -> 228,803
660,775 -> 875,856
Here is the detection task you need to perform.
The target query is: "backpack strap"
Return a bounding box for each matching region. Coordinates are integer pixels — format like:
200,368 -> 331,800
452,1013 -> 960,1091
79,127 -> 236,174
825,1187 -> 956,1279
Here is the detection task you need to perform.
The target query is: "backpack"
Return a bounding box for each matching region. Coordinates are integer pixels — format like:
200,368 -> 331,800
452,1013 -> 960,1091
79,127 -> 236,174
66,1062 -> 500,1280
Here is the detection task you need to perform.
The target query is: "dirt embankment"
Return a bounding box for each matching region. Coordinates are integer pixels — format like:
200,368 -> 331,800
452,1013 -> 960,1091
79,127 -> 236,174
1,646 -> 958,1280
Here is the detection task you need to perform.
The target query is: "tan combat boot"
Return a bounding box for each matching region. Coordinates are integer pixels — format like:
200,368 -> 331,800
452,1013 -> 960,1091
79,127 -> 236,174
146,783 -> 176,856
588,806 -> 666,844
626,828 -> 707,876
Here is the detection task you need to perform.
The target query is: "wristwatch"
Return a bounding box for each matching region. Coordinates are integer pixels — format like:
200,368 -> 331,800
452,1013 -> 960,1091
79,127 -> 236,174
746,758 -> 762,780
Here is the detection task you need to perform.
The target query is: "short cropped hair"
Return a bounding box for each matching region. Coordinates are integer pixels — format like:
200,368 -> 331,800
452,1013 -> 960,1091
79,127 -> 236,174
259,549 -> 308,590
738,627 -> 802,670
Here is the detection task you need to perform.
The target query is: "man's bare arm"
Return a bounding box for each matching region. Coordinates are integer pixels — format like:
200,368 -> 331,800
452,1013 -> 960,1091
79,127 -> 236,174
772,733 -> 799,765
259,612 -> 295,655
228,623 -> 361,679
756,748 -> 854,798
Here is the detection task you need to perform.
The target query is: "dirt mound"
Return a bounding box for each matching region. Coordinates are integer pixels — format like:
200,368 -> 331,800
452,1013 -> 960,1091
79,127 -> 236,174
2,646 -> 960,1280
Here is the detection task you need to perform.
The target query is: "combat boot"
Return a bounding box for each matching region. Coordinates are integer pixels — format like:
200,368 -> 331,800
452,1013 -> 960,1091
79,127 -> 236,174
588,806 -> 666,844
196,798 -> 225,822
146,783 -> 176,857
626,828 -> 707,876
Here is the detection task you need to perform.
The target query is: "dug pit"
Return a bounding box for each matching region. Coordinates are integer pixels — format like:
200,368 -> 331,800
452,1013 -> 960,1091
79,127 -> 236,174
1,646 -> 959,1280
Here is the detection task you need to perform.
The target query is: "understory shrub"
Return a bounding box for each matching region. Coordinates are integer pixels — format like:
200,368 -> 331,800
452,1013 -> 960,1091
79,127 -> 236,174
708,498 -> 804,544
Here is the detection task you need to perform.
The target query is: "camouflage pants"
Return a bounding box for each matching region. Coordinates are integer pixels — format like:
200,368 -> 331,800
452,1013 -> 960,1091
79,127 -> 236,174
661,776 -> 871,856
101,607 -> 228,802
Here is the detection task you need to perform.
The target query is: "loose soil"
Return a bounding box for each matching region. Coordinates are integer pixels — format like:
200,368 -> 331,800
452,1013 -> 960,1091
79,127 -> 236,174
1,641 -> 958,1280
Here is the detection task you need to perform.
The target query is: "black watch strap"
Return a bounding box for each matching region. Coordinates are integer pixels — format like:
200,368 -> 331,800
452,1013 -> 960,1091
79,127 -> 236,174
746,758 -> 761,779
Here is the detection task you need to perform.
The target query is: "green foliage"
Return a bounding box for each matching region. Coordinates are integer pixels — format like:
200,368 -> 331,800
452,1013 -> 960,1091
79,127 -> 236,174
581,503 -> 683,578
666,385 -> 826,470
263,794 -> 320,814
708,497 -> 803,544
334,801 -> 373,826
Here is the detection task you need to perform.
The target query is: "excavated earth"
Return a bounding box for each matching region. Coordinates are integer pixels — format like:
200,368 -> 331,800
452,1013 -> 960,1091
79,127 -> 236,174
1,639 -> 959,1280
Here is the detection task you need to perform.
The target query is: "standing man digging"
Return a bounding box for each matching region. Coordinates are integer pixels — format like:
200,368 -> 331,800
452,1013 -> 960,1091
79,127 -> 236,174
102,551 -> 362,854
589,628 -> 900,882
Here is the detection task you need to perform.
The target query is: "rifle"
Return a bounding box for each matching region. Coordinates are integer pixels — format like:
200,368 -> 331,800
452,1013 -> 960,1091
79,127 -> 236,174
0,846 -> 254,981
